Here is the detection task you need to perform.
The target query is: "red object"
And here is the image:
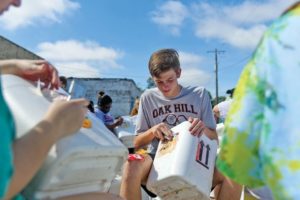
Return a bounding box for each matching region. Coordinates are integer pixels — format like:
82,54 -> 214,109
128,154 -> 144,161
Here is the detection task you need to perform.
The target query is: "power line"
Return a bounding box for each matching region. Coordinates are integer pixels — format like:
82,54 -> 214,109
219,54 -> 252,71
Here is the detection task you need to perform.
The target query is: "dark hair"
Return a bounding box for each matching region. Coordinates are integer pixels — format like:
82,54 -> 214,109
59,76 -> 67,86
97,91 -> 105,106
87,100 -> 95,113
226,88 -> 235,98
98,91 -> 105,97
98,95 -> 112,107
148,48 -> 180,77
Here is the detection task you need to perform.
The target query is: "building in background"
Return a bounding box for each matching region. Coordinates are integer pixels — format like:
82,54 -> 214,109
67,77 -> 142,117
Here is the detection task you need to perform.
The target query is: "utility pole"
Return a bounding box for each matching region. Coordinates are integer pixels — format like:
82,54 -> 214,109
207,49 -> 225,105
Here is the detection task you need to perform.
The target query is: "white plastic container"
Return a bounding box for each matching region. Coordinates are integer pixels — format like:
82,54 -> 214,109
114,115 -> 137,148
146,121 -> 218,200
1,75 -> 128,199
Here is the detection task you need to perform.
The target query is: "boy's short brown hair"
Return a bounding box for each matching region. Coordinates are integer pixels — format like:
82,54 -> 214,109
148,48 -> 180,77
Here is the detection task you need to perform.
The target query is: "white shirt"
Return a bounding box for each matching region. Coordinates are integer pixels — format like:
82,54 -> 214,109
216,99 -> 233,120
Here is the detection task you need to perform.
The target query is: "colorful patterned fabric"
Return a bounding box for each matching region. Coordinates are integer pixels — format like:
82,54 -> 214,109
217,5 -> 300,200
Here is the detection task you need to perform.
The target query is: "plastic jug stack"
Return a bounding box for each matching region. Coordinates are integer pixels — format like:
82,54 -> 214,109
1,75 -> 128,200
146,121 -> 218,200
114,115 -> 137,148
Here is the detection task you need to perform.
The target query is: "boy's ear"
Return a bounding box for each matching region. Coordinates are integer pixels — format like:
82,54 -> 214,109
176,68 -> 181,78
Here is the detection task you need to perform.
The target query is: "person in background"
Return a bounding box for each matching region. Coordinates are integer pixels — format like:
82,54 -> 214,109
87,100 -> 95,113
95,94 -> 123,133
217,2 -> 300,200
97,90 -> 105,107
213,88 -> 235,123
0,1 -> 122,200
59,76 -> 67,91
130,96 -> 139,116
120,48 -> 242,200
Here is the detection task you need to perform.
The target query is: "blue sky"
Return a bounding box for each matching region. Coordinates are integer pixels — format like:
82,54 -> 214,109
0,0 -> 297,97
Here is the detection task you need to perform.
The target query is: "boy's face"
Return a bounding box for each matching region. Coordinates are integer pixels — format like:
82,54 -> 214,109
152,68 -> 181,98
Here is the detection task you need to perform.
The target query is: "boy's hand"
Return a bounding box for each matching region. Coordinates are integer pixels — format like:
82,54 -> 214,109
151,122 -> 172,141
188,117 -> 206,137
188,117 -> 218,140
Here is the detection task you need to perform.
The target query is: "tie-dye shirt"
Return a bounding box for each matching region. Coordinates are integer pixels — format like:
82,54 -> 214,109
217,5 -> 300,200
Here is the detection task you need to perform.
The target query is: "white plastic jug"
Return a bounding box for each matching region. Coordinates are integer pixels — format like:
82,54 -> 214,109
146,121 -> 218,200
114,115 -> 137,148
1,75 -> 128,199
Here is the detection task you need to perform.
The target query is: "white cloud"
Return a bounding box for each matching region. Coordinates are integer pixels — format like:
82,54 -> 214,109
0,0 -> 79,30
178,51 -> 211,87
195,19 -> 266,49
36,40 -> 124,78
54,62 -> 101,78
192,0 -> 298,49
151,0 -> 188,36
151,0 -> 298,49
179,51 -> 203,68
179,68 -> 211,88
224,0 -> 298,24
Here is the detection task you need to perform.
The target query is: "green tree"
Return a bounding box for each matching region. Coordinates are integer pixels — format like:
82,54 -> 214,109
211,96 -> 226,107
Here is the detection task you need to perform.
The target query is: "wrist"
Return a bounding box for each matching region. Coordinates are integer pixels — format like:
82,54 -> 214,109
34,120 -> 60,145
149,128 -> 156,139
0,59 -> 19,75
204,127 -> 218,140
